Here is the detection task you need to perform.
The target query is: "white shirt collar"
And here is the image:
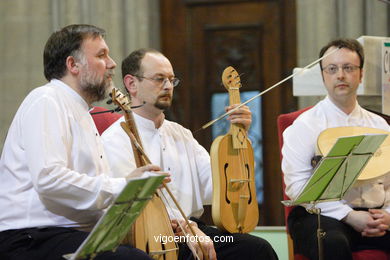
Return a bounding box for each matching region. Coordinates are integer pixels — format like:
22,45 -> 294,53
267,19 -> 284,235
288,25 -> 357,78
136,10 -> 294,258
50,79 -> 89,111
133,112 -> 164,131
324,95 -> 361,118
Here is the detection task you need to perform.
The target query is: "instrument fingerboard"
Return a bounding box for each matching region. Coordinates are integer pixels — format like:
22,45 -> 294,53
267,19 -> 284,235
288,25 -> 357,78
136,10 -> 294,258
222,66 -> 248,149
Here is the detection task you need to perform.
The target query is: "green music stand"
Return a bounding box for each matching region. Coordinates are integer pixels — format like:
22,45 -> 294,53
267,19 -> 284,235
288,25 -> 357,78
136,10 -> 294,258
63,174 -> 165,260
282,133 -> 388,260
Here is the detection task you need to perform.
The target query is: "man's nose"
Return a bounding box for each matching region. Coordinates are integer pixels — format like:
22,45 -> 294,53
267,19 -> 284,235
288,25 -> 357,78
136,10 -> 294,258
162,79 -> 174,90
336,67 -> 346,79
107,56 -> 117,69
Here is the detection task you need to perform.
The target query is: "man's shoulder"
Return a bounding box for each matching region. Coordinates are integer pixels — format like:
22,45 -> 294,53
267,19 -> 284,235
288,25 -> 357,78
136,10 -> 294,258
17,84 -> 64,113
24,83 -> 56,99
290,103 -> 324,125
162,119 -> 194,137
361,107 -> 388,120
360,108 -> 390,129
283,103 -> 326,139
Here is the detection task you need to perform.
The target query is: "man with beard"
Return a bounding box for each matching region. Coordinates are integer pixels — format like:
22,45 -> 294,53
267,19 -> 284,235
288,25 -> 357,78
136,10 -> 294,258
0,25 -> 159,260
101,48 -> 278,260
282,38 -> 390,259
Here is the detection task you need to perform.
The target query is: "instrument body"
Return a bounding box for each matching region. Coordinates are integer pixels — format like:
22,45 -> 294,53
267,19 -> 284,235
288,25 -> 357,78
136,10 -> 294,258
317,126 -> 390,180
111,89 -> 178,259
210,67 -> 259,233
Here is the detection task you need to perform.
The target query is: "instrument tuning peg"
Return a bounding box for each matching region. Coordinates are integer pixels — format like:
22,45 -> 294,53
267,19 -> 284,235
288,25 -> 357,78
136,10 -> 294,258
106,99 -> 113,105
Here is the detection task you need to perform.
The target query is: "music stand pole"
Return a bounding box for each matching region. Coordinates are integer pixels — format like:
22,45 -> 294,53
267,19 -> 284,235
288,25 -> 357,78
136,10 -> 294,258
307,206 -> 326,260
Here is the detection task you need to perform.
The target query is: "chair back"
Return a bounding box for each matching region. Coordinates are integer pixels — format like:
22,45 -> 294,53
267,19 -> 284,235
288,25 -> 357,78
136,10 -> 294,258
90,106 -> 122,135
277,106 -> 312,225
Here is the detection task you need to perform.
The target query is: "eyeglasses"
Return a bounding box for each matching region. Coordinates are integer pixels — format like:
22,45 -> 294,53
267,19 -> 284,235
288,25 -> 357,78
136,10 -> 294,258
135,75 -> 180,87
322,64 -> 361,75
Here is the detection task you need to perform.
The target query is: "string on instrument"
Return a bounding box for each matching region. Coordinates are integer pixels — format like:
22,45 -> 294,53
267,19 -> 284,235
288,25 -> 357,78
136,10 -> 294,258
90,102 -> 145,115
111,88 -> 207,260
230,71 -> 251,232
123,122 -> 206,260
112,89 -> 178,259
158,190 -> 200,258
210,67 -> 258,233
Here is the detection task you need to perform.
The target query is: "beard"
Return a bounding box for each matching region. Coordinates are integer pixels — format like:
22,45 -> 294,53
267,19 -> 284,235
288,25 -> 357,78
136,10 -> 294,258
154,93 -> 172,110
79,65 -> 114,102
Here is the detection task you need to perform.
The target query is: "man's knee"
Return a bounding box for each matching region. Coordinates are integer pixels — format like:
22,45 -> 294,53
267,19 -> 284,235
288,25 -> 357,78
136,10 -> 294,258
321,230 -> 352,259
323,230 -> 351,251
232,233 -> 277,259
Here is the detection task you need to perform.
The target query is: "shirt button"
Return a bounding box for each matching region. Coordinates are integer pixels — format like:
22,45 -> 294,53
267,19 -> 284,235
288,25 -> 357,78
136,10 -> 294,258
96,133 -> 98,136
100,155 -> 103,159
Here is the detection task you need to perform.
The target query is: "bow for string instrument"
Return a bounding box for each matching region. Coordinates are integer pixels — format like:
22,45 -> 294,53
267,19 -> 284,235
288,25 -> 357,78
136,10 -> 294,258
199,47 -> 341,131
210,66 -> 259,233
110,88 -> 207,260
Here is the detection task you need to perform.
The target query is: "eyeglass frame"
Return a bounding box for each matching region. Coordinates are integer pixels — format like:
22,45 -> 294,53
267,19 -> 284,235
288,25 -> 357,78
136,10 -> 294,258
321,64 -> 362,75
133,74 -> 180,88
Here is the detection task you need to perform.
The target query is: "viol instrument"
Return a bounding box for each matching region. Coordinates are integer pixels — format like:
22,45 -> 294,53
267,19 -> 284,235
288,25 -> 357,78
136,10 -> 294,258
210,66 -> 259,233
111,88 -> 177,259
111,88 -> 206,260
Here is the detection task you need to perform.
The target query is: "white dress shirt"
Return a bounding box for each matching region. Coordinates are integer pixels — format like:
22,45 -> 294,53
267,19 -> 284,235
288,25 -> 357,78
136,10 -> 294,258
0,80 -> 127,232
102,113 -> 212,219
282,96 -> 390,220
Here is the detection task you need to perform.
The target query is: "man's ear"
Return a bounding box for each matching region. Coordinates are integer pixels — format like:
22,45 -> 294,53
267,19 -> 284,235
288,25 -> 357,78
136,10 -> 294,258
66,56 -> 79,75
359,69 -> 363,83
123,74 -> 137,96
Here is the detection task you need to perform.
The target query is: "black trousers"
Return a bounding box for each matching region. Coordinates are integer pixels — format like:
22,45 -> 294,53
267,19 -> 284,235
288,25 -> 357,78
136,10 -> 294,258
178,218 -> 278,260
0,227 -> 152,260
288,206 -> 390,260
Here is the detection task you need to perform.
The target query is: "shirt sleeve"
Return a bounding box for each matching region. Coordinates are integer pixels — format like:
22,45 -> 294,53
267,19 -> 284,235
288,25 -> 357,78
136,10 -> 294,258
21,94 -> 126,212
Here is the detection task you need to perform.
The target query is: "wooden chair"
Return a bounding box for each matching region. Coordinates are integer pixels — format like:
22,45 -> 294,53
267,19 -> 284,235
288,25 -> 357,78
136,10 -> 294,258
277,107 -> 390,260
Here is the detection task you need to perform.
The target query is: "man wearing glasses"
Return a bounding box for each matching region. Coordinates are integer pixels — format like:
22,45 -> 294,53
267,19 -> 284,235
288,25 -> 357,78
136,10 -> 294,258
282,38 -> 390,259
101,48 -> 277,260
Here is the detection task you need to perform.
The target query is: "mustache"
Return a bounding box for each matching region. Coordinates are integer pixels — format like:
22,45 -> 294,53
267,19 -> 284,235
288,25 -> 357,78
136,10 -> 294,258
105,70 -> 115,78
335,81 -> 349,86
158,92 -> 172,98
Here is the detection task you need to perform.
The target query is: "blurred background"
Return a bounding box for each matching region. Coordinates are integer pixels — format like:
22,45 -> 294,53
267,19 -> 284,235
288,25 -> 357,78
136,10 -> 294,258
0,0 -> 389,227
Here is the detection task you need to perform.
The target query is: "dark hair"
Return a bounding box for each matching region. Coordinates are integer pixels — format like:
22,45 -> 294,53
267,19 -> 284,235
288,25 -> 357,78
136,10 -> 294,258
319,38 -> 364,70
121,48 -> 161,79
43,24 -> 106,81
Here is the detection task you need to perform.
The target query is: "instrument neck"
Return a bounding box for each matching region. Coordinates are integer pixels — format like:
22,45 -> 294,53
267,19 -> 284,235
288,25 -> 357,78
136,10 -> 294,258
123,109 -> 146,166
228,88 -> 248,149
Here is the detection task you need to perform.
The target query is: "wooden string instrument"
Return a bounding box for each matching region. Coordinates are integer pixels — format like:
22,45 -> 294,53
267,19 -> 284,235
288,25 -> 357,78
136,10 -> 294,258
316,126 -> 390,180
210,66 -> 259,233
111,88 -> 207,260
111,88 -> 177,259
